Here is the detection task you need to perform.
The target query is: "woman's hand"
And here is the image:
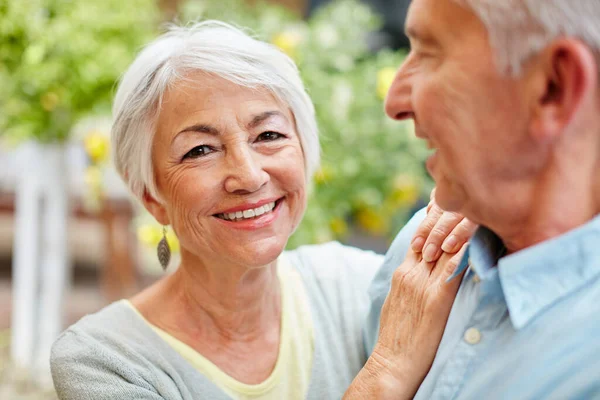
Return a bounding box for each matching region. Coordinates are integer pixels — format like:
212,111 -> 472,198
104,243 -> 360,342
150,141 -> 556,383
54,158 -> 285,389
411,188 -> 477,261
344,187 -> 475,399
344,245 -> 467,399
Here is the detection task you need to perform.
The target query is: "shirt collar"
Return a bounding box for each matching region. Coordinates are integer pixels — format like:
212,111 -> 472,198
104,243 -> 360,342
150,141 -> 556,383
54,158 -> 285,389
448,215 -> 600,330
499,214 -> 600,329
446,225 -> 504,283
469,226 -> 506,279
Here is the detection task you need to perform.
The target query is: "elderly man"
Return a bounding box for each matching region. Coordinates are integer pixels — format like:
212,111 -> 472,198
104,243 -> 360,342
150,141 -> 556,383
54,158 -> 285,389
361,0 -> 600,398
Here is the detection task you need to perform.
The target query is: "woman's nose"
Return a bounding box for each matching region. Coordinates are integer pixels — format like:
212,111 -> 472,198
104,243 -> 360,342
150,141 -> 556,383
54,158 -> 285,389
223,146 -> 269,194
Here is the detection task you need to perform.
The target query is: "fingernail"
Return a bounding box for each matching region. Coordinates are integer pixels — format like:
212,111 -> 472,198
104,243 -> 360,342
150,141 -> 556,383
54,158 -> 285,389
411,236 -> 426,252
442,235 -> 458,253
423,243 -> 439,262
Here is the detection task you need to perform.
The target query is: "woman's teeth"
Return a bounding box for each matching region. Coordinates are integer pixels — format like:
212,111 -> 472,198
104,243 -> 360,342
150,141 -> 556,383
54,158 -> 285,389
218,201 -> 277,221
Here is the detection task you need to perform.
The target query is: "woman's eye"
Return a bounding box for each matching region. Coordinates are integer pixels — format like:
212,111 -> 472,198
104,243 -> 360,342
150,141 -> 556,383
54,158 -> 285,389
256,131 -> 284,142
182,145 -> 213,160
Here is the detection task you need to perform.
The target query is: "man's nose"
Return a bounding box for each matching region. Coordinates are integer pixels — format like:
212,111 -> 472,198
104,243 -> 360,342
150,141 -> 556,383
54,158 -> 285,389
384,61 -> 414,121
223,146 -> 269,194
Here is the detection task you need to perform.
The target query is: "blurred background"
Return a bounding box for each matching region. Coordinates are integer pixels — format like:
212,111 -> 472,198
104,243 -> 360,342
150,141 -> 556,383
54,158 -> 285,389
0,0 -> 430,397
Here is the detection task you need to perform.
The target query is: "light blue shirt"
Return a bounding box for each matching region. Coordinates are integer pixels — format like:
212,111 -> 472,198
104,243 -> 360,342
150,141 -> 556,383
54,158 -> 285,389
366,210 -> 600,399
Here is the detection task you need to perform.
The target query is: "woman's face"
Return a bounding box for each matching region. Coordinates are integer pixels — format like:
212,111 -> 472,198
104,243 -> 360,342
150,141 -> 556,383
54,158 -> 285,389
147,73 -> 307,268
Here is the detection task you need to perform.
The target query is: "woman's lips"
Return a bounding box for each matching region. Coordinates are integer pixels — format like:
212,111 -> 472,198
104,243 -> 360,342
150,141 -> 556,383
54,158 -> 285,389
216,200 -> 278,221
216,197 -> 281,215
213,199 -> 283,231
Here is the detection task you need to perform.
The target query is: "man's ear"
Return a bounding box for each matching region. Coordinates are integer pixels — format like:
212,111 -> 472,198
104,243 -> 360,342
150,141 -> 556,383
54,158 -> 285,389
142,189 -> 170,226
529,39 -> 598,143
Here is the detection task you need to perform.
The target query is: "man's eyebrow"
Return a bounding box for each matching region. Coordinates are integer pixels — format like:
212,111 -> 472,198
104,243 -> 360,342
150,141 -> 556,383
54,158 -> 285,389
247,110 -> 286,130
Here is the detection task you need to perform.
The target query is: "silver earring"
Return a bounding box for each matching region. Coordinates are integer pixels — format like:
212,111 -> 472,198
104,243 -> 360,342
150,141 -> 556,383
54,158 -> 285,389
157,226 -> 171,270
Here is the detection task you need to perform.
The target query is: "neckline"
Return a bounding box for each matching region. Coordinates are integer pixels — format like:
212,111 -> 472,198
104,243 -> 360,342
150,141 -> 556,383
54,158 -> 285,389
124,258 -> 292,395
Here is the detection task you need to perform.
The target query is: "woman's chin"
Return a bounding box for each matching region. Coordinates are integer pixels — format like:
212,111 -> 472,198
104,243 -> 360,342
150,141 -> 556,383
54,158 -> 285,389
226,238 -> 288,268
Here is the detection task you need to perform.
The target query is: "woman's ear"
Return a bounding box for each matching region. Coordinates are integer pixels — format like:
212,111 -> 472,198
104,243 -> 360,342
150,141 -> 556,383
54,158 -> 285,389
142,190 -> 170,226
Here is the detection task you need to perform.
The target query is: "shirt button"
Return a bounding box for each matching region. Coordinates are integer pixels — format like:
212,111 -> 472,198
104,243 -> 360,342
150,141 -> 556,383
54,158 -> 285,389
464,327 -> 482,345
472,274 -> 481,283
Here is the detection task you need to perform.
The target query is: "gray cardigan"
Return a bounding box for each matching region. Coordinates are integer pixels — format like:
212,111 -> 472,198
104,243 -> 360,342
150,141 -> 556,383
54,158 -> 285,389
50,242 -> 384,399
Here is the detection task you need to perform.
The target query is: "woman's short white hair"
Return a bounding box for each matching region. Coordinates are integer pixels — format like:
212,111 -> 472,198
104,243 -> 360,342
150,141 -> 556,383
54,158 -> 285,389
454,0 -> 600,76
112,21 -> 319,202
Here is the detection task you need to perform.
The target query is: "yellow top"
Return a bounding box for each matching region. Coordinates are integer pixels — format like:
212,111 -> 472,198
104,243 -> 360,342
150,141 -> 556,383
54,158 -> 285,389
126,256 -> 314,400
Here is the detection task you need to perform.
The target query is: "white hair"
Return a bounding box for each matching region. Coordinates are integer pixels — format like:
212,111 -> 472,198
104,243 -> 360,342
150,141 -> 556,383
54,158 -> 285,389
111,21 -> 319,202
454,0 -> 600,75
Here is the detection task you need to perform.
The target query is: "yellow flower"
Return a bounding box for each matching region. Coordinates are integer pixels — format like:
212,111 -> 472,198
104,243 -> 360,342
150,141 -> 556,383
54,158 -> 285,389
137,224 -> 181,253
355,207 -> 389,236
329,217 -> 348,236
40,92 -> 60,111
272,30 -> 303,59
166,229 -> 180,253
376,67 -> 397,100
387,175 -> 420,208
137,224 -> 163,247
314,165 -> 334,185
84,131 -> 110,164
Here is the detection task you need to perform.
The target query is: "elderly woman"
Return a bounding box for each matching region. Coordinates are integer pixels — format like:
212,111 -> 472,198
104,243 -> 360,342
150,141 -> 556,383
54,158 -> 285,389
50,22 -> 474,400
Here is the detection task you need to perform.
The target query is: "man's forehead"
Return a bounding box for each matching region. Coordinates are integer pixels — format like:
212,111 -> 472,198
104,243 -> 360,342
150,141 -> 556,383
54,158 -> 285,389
405,0 -> 482,43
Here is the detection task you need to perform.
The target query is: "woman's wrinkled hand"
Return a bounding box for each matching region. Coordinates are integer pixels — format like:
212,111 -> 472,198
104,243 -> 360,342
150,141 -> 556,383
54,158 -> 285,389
353,244 -> 468,399
344,188 -> 474,399
410,188 -> 477,262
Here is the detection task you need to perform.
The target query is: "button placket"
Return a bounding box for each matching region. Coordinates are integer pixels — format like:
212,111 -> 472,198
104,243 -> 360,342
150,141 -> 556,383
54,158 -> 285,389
429,276 -> 503,400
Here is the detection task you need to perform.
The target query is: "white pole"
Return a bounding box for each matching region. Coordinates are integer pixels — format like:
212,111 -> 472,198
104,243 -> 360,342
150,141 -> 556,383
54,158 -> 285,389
10,143 -> 43,373
34,144 -> 71,386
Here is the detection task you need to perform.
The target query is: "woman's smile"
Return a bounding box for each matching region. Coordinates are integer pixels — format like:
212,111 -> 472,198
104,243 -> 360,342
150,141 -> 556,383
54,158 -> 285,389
214,197 -> 285,230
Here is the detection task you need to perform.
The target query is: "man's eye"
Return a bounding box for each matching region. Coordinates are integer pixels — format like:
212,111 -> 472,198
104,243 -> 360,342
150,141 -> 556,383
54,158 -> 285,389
256,131 -> 284,142
183,145 -> 213,160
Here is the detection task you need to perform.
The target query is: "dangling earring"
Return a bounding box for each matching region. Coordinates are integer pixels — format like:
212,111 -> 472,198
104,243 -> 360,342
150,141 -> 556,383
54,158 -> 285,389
157,225 -> 171,270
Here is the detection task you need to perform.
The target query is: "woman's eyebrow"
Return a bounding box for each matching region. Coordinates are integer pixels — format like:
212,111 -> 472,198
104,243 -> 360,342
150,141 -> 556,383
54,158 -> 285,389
173,110 -> 287,143
176,123 -> 220,136
247,110 -> 287,130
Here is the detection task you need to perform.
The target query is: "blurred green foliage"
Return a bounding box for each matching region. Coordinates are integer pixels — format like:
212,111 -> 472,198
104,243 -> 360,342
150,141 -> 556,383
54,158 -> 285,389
0,0 -> 159,143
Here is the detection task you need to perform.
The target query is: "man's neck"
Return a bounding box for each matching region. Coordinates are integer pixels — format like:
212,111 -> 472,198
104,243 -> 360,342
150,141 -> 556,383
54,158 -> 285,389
489,154 -> 600,255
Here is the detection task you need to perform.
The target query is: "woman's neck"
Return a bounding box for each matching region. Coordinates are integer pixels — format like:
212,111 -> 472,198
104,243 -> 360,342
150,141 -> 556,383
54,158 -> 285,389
133,254 -> 282,344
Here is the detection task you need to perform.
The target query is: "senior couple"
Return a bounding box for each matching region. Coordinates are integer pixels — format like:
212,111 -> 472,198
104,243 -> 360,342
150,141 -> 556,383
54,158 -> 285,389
51,0 -> 600,398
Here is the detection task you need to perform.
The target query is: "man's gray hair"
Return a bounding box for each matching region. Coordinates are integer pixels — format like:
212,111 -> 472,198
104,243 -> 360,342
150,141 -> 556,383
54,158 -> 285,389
455,0 -> 600,75
111,21 -> 319,202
